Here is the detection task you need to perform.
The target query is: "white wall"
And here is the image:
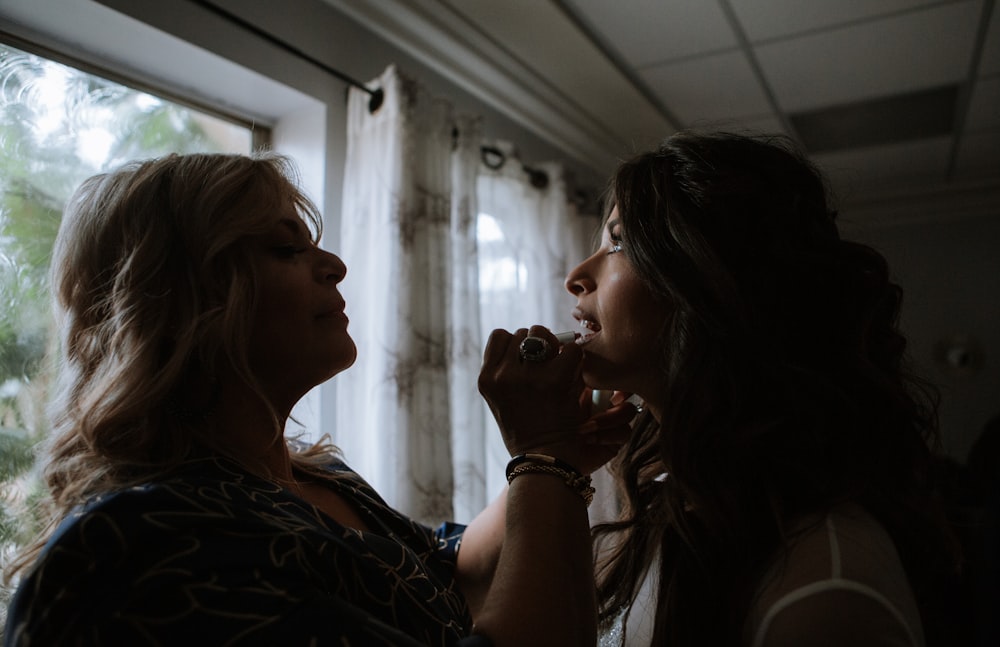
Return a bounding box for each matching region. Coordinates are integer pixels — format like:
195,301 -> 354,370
846,214 -> 1000,461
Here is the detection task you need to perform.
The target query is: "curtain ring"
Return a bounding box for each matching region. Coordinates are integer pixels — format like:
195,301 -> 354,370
481,145 -> 505,170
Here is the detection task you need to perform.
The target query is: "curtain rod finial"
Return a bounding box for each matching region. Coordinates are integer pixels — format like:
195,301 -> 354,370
368,88 -> 384,114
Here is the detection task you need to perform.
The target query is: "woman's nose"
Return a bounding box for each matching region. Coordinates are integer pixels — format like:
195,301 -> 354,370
319,250 -> 347,283
565,258 -> 595,296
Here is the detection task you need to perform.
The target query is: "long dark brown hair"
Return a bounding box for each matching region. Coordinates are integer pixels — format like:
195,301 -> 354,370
593,131 -> 959,645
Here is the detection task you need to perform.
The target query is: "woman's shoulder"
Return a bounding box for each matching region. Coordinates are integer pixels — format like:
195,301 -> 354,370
746,503 -> 925,647
5,455 -> 471,646
5,459 -> 342,643
34,456 -> 342,563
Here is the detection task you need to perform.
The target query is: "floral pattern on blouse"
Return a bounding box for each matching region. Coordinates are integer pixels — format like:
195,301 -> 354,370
4,456 -> 473,646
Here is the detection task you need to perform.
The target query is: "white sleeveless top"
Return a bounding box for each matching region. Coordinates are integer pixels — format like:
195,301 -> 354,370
599,503 -> 924,646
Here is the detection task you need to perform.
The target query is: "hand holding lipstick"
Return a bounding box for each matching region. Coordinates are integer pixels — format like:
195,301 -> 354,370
553,330 -> 580,345
479,325 -> 637,474
517,330 -> 580,362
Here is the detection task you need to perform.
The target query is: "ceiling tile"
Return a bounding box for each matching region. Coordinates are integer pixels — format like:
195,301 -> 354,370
640,50 -> 772,124
730,0 -> 951,42
689,113 -> 789,136
440,0 -> 675,146
965,77 -> 1000,130
810,137 -> 953,199
955,131 -> 1000,178
561,0 -> 736,67
979,2 -> 1000,76
756,1 -> 981,111
792,85 -> 959,152
732,113 -> 789,135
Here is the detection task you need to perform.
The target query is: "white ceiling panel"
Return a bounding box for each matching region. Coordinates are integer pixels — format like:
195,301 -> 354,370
562,0 -> 737,67
756,1 -> 981,111
730,0 -> 953,42
965,76 -> 1000,131
446,0 -> 666,131
955,132 -> 1000,180
640,50 -> 771,123
979,3 -> 1000,76
813,136 -> 952,197
956,131 -> 1000,177
690,113 -> 789,136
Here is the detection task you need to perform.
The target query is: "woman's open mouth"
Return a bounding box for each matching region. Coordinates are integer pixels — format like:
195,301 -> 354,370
577,319 -> 601,344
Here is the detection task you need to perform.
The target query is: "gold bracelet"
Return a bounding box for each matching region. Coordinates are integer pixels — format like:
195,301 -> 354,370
506,462 -> 595,505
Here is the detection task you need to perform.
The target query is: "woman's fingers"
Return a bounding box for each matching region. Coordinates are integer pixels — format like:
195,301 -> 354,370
578,400 -> 639,444
581,424 -> 632,445
583,390 -> 635,414
609,391 -> 633,407
573,402 -> 637,473
480,328 -> 522,371
479,325 -> 590,459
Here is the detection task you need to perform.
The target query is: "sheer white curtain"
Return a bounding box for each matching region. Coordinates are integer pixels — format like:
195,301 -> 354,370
337,65 -> 603,525
336,65 -> 482,524
474,142 -> 602,517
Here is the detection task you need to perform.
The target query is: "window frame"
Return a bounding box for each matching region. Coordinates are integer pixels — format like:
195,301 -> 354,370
0,29 -> 272,149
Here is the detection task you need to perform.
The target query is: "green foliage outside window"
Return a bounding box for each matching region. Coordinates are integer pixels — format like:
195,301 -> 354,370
0,42 -> 253,620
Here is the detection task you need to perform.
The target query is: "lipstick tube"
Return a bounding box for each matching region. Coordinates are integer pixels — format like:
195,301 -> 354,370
554,331 -> 580,345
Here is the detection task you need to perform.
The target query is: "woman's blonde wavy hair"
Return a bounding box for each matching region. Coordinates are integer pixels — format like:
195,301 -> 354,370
8,152 -> 336,579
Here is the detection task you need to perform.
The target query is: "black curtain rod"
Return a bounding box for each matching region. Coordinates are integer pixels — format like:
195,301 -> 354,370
189,0 -> 383,113
480,144 -> 549,189
480,143 -> 595,210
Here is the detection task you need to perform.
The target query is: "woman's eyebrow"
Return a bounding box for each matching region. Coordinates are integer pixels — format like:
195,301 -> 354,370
276,217 -> 307,236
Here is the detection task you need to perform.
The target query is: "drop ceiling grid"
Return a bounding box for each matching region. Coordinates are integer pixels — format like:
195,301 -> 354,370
430,0 -> 675,159
641,50 -> 776,124
955,131 -> 1000,176
334,0 -> 998,196
966,77 -> 1000,130
561,0 -> 737,65
978,3 -> 1000,76
751,2 -> 981,112
566,1 -> 985,142
451,2 -> 670,144
727,0 -> 959,42
812,136 -> 955,197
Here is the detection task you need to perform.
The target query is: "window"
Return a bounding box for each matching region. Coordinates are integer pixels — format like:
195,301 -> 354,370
0,40 -> 258,611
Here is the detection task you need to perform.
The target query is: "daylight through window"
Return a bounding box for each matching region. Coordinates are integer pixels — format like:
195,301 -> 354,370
0,40 -> 257,613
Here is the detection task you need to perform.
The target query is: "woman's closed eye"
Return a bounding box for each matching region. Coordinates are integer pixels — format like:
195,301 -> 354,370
272,243 -> 309,258
268,216 -> 318,259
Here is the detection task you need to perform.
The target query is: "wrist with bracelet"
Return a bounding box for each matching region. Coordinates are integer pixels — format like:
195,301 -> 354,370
505,453 -> 594,506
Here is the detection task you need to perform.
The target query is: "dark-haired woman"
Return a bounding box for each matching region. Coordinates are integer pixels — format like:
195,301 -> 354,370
565,131 -> 960,646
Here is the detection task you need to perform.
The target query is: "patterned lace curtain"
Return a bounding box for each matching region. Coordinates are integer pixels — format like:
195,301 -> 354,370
336,65 -> 483,524
472,142 -> 604,521
337,65 -> 603,525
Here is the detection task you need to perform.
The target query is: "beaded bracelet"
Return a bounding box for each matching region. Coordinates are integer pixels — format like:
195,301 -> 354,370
505,453 -> 583,479
505,453 -> 594,505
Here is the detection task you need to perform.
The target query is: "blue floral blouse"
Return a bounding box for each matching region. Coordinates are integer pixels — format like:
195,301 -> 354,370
4,456 -> 474,646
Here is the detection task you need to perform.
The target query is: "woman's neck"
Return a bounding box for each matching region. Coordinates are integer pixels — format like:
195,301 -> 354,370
206,382 -> 296,485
